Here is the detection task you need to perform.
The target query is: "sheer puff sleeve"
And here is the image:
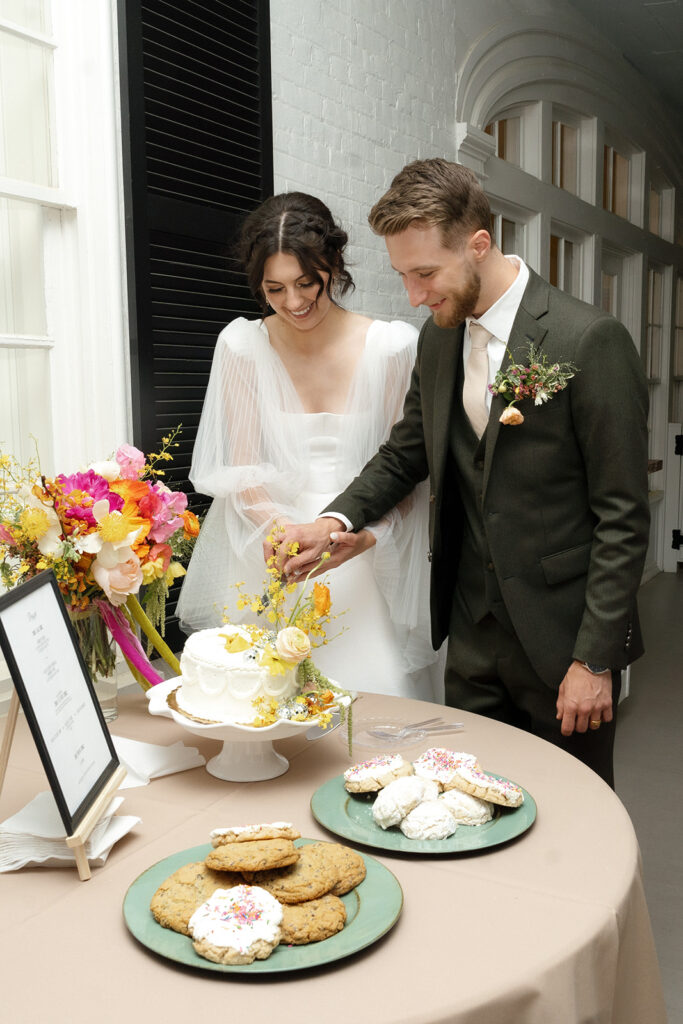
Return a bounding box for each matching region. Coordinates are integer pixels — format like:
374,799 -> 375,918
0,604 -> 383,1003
177,318 -> 308,630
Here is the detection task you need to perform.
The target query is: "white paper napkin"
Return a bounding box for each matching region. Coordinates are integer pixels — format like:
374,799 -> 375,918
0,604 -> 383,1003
0,791 -> 140,872
112,736 -> 205,789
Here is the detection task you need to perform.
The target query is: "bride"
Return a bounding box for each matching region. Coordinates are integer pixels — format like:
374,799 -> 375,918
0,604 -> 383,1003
176,192 -> 441,701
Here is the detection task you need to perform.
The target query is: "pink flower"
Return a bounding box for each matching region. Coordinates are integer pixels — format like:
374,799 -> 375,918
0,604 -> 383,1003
0,523 -> 15,545
92,556 -> 143,606
499,407 -> 525,426
115,444 -> 146,480
143,482 -> 187,542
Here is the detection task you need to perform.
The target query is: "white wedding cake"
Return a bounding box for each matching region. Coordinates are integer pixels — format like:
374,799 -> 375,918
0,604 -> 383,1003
178,625 -> 300,723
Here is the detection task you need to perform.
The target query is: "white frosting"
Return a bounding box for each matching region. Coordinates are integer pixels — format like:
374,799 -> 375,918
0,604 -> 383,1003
188,885 -> 283,953
179,626 -> 299,722
372,776 -> 440,829
210,822 -> 294,842
454,763 -> 524,806
399,800 -> 458,840
343,754 -> 409,786
439,789 -> 493,825
412,748 -> 478,788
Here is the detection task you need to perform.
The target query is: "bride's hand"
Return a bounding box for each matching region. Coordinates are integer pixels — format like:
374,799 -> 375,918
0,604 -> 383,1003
289,529 -> 376,579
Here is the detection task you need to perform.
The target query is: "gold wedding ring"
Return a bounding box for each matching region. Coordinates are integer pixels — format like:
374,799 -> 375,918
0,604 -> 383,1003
589,720 -> 601,730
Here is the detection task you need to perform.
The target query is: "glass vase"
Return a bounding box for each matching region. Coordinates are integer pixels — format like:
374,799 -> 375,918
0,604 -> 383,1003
69,605 -> 119,722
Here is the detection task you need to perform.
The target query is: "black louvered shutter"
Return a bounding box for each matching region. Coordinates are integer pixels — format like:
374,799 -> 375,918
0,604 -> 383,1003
118,0 -> 273,650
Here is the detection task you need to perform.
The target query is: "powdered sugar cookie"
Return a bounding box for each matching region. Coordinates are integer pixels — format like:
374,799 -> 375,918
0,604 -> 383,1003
372,775 -> 440,830
189,885 -> 283,965
343,753 -> 413,793
399,800 -> 458,840
210,823 -> 301,847
439,788 -> 493,825
449,763 -> 524,808
412,748 -> 478,790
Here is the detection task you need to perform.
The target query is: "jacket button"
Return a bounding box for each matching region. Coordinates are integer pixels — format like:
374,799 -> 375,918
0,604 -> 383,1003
486,561 -> 494,571
429,494 -> 436,503
428,552 -> 432,562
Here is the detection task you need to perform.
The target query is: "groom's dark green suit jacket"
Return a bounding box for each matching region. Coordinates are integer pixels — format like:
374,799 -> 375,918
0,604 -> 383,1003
325,270 -> 650,689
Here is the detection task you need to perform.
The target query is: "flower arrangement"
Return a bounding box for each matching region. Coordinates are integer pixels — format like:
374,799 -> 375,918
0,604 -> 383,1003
489,343 -> 578,425
0,429 -> 199,691
230,526 -> 354,746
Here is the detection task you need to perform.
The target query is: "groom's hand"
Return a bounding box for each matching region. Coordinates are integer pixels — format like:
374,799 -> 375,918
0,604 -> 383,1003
556,660 -> 613,736
264,518 -> 346,577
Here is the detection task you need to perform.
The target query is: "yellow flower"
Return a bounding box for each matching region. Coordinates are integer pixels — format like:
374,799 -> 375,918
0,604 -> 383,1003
313,583 -> 331,617
165,561 -> 186,587
98,508 -> 141,543
220,632 -> 251,653
19,506 -> 50,541
141,556 -> 167,583
259,646 -> 288,676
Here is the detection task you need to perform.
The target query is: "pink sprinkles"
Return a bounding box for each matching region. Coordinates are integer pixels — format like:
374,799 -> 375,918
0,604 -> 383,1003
345,754 -> 401,777
212,887 -> 263,927
416,748 -> 475,774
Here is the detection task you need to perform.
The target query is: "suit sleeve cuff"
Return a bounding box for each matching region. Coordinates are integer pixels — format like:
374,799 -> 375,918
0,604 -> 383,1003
316,512 -> 352,532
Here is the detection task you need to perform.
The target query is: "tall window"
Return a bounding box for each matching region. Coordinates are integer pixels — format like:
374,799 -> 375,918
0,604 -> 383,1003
646,266 -> 665,458
603,144 -> 630,219
552,120 -> 578,195
550,232 -> 581,298
489,210 -> 526,258
0,0 -> 57,466
485,117 -> 521,166
673,276 -> 683,423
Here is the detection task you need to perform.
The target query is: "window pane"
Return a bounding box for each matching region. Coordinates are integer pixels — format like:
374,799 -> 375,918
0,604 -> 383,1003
0,347 -> 53,468
549,234 -> 559,287
612,152 -> 629,218
563,240 -> 574,293
0,198 -> 47,335
649,187 -> 661,235
0,28 -> 55,185
602,146 -> 611,210
498,117 -> 520,165
501,217 -> 520,254
0,0 -> 51,33
601,272 -> 617,316
560,124 -> 578,194
552,121 -> 559,186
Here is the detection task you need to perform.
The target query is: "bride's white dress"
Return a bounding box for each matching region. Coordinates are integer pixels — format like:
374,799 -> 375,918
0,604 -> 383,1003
176,316 -> 442,702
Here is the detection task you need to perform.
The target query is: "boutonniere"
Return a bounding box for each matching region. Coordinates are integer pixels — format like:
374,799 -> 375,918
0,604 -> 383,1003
489,343 -> 578,425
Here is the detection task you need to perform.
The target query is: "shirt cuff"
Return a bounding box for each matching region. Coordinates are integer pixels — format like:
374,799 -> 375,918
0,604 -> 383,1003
316,512 -> 352,532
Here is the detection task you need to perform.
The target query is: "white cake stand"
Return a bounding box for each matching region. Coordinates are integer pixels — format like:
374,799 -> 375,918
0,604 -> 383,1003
147,677 -> 350,783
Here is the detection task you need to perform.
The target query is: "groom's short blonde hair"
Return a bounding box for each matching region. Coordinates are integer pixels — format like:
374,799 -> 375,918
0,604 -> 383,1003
368,158 -> 492,250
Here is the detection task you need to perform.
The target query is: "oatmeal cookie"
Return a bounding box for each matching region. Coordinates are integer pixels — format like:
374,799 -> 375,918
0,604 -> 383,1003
280,894 -> 347,944
205,837 -> 300,873
248,843 -> 336,904
307,841 -> 367,895
150,861 -> 243,935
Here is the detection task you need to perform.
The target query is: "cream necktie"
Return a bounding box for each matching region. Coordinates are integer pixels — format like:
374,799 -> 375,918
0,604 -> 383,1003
463,321 -> 491,438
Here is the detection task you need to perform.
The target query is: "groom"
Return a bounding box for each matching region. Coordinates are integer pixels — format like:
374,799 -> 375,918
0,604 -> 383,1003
269,159 -> 649,786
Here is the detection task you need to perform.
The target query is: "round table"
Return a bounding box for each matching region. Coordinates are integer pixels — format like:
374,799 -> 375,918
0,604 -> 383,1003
0,690 -> 666,1023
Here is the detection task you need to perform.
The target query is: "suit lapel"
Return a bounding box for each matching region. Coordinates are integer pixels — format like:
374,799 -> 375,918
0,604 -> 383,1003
432,322 -> 464,493
482,271 -> 550,496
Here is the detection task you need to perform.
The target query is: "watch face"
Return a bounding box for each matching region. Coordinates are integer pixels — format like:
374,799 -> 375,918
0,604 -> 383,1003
584,662 -> 608,674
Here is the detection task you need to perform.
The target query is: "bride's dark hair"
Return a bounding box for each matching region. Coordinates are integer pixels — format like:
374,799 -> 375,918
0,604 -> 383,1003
239,192 -> 355,311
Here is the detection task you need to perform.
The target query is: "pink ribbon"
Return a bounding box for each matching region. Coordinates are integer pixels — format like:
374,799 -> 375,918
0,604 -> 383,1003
94,599 -> 165,687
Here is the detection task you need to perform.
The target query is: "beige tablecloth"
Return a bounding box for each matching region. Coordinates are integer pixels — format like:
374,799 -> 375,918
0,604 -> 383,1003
0,690 -> 666,1024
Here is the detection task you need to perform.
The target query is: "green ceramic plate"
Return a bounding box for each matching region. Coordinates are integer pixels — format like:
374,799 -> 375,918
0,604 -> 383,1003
310,774 -> 536,854
123,838 -> 403,974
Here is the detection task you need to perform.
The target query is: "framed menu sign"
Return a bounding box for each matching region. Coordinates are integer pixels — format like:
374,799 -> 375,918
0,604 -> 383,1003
0,571 -> 119,836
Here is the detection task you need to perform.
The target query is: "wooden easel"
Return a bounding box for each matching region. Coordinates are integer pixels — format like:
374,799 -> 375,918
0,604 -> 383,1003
0,689 -> 126,881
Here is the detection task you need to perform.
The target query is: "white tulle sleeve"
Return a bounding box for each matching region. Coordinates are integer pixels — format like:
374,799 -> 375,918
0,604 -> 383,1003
176,318 -> 308,629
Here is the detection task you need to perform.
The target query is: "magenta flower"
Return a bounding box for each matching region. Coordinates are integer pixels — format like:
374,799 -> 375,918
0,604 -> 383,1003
55,470 -> 124,524
140,482 -> 187,542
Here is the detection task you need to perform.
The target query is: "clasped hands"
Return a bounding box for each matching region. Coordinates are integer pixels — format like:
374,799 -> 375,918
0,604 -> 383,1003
263,518 -> 375,580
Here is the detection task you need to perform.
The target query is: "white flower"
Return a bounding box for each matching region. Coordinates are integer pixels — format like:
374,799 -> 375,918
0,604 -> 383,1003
275,626 -> 311,664
88,460 -> 121,482
534,391 -> 549,406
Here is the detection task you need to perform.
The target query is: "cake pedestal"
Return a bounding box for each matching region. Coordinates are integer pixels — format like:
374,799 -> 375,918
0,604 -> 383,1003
146,677 -> 347,782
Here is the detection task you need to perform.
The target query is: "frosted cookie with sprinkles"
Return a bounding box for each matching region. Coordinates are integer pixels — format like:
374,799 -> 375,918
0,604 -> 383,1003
343,753 -> 413,793
399,800 -> 458,840
439,788 -> 493,825
189,885 -> 283,965
412,748 -> 478,791
449,763 -> 524,808
372,775 -> 440,829
210,823 -> 301,847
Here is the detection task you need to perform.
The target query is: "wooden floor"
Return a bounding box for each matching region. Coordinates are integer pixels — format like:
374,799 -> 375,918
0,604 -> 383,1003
615,569 -> 683,1023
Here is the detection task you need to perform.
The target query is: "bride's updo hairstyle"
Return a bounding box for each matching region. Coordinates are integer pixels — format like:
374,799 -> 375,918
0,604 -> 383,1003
239,192 -> 355,312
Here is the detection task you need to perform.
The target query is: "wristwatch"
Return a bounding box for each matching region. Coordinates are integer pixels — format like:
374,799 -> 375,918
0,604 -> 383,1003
582,662 -> 609,675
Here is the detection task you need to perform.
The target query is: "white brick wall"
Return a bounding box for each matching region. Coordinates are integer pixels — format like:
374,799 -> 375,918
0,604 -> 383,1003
270,0 -> 456,322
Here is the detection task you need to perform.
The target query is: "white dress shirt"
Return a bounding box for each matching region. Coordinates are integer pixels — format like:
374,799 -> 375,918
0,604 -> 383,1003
324,256 -> 530,531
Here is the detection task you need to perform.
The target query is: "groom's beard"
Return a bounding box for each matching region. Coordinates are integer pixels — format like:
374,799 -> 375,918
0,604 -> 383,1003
432,266 -> 481,328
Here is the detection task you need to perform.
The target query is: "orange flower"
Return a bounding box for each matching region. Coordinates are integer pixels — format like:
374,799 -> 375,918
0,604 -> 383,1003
109,478 -> 150,503
499,407 -> 525,426
182,509 -> 200,539
313,582 -> 331,617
